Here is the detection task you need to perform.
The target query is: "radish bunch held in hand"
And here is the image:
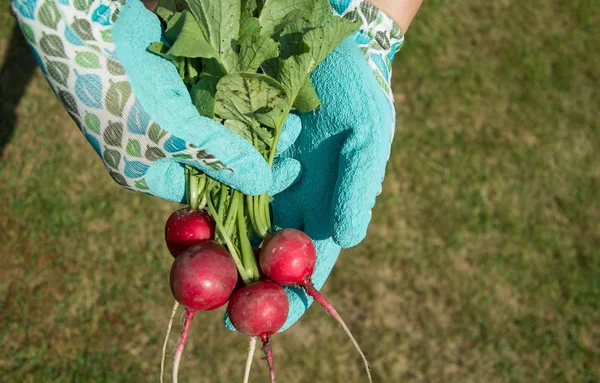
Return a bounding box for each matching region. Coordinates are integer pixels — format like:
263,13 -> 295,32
164,211 -> 372,382
155,0 -> 372,381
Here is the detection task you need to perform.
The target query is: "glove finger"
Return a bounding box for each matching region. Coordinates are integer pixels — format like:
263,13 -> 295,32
331,106 -> 394,248
144,159 -> 186,203
269,157 -> 302,197
112,0 -> 271,195
142,114 -> 302,202
276,113 -> 302,156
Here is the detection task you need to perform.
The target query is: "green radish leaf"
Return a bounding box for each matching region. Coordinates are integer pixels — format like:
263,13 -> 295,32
126,139 -> 142,157
258,0 -> 313,38
101,29 -> 113,43
148,123 -> 168,144
158,0 -> 188,14
103,121 -> 123,146
162,11 -> 183,42
165,11 -> 216,59
84,112 -> 101,134
244,0 -> 258,15
47,60 -> 69,86
107,58 -> 125,75
224,119 -> 252,142
254,124 -> 274,144
38,0 -> 60,30
145,146 -> 166,161
74,0 -> 93,13
215,73 -> 289,130
104,148 -> 121,168
235,10 -> 278,72
20,23 -> 35,44
183,57 -> 202,86
265,16 -> 359,102
148,42 -> 170,57
105,80 -> 132,117
72,18 -> 95,41
40,33 -> 67,58
75,51 -> 100,68
293,79 -> 320,112
186,0 -> 240,72
58,90 -> 79,116
191,74 -> 218,118
304,17 -> 360,70
134,178 -> 150,190
155,6 -> 176,24
309,0 -> 332,26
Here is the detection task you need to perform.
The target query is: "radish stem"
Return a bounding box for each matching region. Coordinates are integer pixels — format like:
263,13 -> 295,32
243,336 -> 257,383
224,191 -> 241,238
246,195 -> 260,236
161,301 -> 179,383
260,194 -> 271,233
237,200 -> 258,280
172,310 -> 195,383
206,197 -> 250,283
217,185 -> 228,220
304,281 -> 372,383
253,194 -> 268,237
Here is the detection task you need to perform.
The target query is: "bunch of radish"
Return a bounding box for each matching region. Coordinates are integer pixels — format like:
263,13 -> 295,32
150,0 -> 373,380
162,206 -> 371,383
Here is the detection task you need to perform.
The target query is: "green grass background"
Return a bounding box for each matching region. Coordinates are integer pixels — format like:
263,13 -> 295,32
1,1 -> 599,382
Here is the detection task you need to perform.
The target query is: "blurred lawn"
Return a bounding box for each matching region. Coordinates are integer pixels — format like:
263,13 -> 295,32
1,1 -> 599,382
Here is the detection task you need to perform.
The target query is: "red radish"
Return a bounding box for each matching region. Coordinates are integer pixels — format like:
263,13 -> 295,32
227,281 -> 289,383
259,229 -> 315,285
165,208 -> 215,257
169,241 -> 238,383
259,229 -> 373,383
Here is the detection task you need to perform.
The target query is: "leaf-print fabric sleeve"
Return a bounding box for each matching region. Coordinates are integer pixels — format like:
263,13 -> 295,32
10,0 -> 274,200
330,0 -> 404,98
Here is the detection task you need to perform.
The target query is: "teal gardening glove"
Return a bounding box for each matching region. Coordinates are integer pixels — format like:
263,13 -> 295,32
10,0 -> 302,201
261,0 -> 405,332
225,0 -> 404,332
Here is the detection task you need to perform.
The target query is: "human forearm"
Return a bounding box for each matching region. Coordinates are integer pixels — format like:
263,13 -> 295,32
367,0 -> 423,32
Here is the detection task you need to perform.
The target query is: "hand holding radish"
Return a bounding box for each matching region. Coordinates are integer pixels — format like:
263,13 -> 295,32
14,0 -> 406,380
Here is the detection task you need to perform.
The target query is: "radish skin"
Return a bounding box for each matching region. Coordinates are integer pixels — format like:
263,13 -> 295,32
165,208 -> 215,257
168,241 -> 238,383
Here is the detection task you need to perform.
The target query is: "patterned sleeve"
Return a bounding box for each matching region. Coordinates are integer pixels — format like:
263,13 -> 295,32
330,0 -> 404,97
9,0 -> 230,194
